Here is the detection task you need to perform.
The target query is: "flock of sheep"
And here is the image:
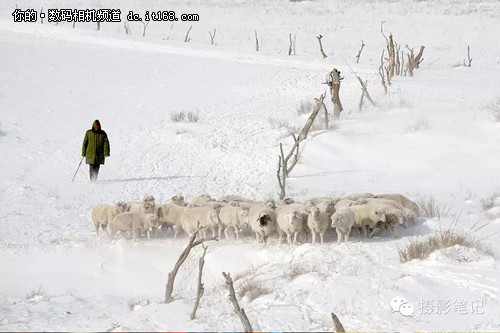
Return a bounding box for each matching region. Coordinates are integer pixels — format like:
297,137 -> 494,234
91,193 -> 421,244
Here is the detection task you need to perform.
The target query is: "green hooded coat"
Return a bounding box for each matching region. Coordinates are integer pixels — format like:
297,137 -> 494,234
82,120 -> 110,165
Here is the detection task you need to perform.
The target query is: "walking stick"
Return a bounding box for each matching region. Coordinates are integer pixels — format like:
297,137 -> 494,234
72,157 -> 84,182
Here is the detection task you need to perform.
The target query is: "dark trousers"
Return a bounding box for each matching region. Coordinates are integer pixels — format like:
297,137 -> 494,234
89,164 -> 100,181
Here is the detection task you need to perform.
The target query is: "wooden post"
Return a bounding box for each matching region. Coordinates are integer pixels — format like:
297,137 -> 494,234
190,244 -> 208,320
317,35 -> 327,59
355,40 -> 365,63
164,228 -> 217,303
222,272 -> 253,332
209,28 -> 216,45
329,69 -> 343,120
331,312 -> 346,333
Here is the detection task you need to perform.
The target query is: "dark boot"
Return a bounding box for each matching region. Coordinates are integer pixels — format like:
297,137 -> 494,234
89,164 -> 100,181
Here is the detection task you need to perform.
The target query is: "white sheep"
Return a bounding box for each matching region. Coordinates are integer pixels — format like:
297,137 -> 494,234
374,193 -> 420,215
171,195 -> 187,207
109,208 -> 162,241
306,204 -> 331,244
218,205 -> 249,240
218,195 -> 254,203
349,203 -> 387,238
331,207 -> 355,244
189,194 -> 215,207
363,197 -> 415,226
180,206 -> 221,238
156,203 -> 187,238
91,202 -> 127,236
248,202 -> 277,243
276,205 -> 304,245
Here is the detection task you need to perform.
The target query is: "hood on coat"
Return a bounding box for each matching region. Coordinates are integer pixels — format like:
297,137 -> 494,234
92,119 -> 101,132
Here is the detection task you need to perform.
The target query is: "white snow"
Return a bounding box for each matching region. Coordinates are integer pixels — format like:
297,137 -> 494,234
1,0 -> 500,331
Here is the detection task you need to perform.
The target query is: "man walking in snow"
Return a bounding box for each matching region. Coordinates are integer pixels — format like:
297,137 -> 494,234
82,120 -> 110,181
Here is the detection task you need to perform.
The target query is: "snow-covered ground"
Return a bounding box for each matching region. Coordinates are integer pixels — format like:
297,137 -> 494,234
1,0 -> 500,331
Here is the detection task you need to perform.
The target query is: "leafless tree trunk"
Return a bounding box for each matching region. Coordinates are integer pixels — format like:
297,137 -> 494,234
209,28 -> 216,45
277,94 -> 327,199
406,53 -> 414,77
465,45 -> 472,67
288,33 -> 293,56
331,312 -> 346,333
414,46 -> 425,69
379,50 -> 387,94
97,22 -> 101,31
190,244 -> 208,320
164,228 -> 217,303
327,69 -> 343,119
401,50 -> 405,76
255,31 -> 259,51
293,33 -> 296,55
40,7 -> 43,24
142,21 -> 149,37
356,40 -> 365,63
124,21 -> 130,35
317,35 -> 327,59
381,22 -> 395,81
222,272 -> 253,332
395,43 -> 401,75
184,26 -> 193,42
73,21 -> 76,28
358,80 -> 366,112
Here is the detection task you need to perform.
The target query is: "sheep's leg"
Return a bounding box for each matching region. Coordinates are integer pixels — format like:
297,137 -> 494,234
286,232 -> 292,245
235,227 -> 240,241
368,226 -> 379,238
319,232 -> 325,245
212,227 -> 216,238
390,225 -> 398,238
224,227 -> 230,240
95,224 -> 100,237
146,228 -> 151,240
361,226 -> 368,238
311,231 -> 317,244
254,232 -> 260,242
336,229 -> 343,244
173,226 -> 179,239
293,232 -> 299,245
344,230 -> 350,243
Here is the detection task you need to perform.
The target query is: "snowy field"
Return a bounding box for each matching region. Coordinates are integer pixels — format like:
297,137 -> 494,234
1,0 -> 500,331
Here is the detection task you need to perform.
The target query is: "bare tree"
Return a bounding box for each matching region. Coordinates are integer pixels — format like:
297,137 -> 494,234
358,79 -> 367,112
97,22 -> 101,31
331,312 -> 346,333
255,31 -> 259,51
141,21 -> 149,37
288,33 -> 293,56
343,58 -> 376,108
395,43 -> 401,75
406,45 -> 425,71
277,94 -> 327,199
316,35 -> 327,59
164,228 -> 217,303
378,50 -> 388,94
293,33 -> 297,55
40,7 -> 43,24
190,244 -> 208,320
185,26 -> 193,42
355,40 -> 365,63
464,45 -> 472,67
222,272 -> 253,332
209,28 -> 216,45
124,21 -> 130,35
381,22 -> 395,81
326,69 -> 343,119
73,21 -> 76,28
